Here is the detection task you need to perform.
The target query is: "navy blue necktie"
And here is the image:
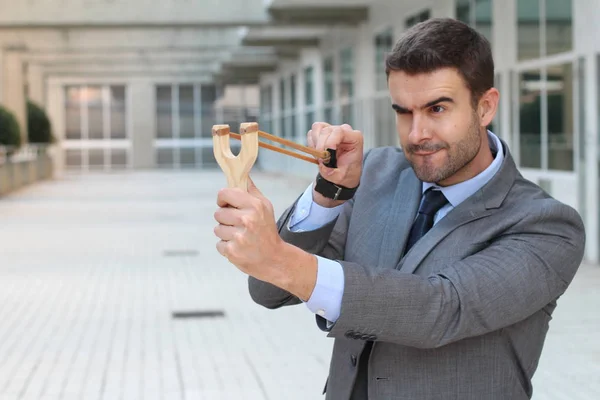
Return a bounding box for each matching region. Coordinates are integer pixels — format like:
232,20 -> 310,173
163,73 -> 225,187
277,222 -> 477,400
404,188 -> 449,254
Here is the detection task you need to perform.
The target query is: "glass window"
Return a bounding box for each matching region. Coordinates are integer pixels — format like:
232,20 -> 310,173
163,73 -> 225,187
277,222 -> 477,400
374,97 -> 396,148
179,85 -> 195,138
86,86 -> 103,140
474,0 -> 493,44
156,85 -> 172,138
179,147 -> 196,167
340,47 -> 354,101
279,78 -> 286,112
324,107 -> 334,125
65,149 -> 82,167
489,73 -> 500,135
65,86 -> 82,140
304,66 -> 314,106
324,57 -> 334,103
279,116 -> 286,138
406,9 -> 430,28
290,114 -> 296,139
545,0 -> 572,56
110,149 -> 128,167
518,0 -> 541,61
375,28 -> 394,91
519,69 -> 542,168
260,85 -> 272,115
518,0 -> 572,61
88,148 -> 104,167
304,111 -> 314,142
547,62 -> 573,171
290,74 -> 296,110
201,85 -> 216,138
156,148 -> 174,166
341,104 -> 353,127
110,86 -> 126,139
340,47 -> 354,126
456,0 -> 471,24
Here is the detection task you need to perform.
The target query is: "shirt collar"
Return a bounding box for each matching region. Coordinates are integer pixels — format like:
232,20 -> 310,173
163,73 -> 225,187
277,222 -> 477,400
422,131 -> 504,208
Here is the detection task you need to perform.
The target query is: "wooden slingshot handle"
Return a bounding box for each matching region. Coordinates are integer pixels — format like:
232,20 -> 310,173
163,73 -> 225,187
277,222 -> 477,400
212,122 -> 259,191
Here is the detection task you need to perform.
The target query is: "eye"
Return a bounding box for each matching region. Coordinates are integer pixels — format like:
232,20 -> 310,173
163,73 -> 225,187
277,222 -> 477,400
430,105 -> 445,113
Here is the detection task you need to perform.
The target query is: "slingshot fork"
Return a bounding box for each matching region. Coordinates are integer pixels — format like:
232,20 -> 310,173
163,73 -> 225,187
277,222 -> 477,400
212,122 -> 259,191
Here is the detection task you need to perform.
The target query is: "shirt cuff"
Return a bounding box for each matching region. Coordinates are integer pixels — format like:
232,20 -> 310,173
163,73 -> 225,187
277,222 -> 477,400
304,256 -> 344,323
289,183 -> 345,232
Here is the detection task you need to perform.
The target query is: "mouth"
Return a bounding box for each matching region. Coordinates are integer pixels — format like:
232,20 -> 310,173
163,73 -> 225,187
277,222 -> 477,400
412,149 -> 441,156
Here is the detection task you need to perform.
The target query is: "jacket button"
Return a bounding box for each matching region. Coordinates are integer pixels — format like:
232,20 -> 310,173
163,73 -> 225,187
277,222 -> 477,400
360,334 -> 371,341
351,354 -> 357,366
368,335 -> 377,341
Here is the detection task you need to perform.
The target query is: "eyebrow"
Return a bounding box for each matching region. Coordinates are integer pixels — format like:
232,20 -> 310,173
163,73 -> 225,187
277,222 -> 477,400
392,96 -> 454,113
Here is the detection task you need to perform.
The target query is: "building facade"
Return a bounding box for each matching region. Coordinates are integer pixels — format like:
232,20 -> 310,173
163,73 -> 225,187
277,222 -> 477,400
0,0 -> 598,262
249,0 -> 600,263
0,0 -> 266,173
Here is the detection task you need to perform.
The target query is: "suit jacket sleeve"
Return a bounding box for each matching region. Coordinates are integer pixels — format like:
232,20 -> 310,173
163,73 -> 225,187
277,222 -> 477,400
325,200 -> 586,348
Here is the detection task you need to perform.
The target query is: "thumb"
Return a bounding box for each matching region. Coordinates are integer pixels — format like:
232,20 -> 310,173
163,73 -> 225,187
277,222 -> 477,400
247,175 -> 263,198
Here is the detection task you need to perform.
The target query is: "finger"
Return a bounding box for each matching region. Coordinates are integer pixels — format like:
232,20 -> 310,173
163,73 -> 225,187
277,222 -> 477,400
309,122 -> 330,148
324,126 -> 344,151
216,240 -> 229,258
247,176 -> 264,199
217,187 -> 256,209
338,125 -> 363,146
213,224 -> 239,241
214,206 -> 243,226
315,126 -> 334,154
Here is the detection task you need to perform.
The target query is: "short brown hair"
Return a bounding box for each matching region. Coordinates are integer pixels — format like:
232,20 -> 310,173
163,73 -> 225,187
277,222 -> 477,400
385,18 -> 494,107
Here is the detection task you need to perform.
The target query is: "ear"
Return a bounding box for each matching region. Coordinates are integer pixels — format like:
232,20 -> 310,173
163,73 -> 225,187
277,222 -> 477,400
478,87 -> 499,128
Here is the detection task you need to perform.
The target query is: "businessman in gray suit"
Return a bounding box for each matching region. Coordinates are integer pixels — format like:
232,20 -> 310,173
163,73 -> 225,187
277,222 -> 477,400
213,18 -> 586,399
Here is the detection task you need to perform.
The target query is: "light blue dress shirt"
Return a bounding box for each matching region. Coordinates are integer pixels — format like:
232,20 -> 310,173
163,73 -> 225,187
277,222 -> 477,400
288,131 -> 505,324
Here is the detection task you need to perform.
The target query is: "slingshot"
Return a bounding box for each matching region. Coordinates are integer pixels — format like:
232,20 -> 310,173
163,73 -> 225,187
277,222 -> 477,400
212,122 -> 337,190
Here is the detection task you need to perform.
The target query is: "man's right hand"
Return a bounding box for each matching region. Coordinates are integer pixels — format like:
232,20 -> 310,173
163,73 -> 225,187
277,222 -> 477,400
307,122 -> 364,208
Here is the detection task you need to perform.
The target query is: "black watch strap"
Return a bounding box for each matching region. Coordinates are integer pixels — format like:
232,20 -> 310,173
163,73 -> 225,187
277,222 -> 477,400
314,173 -> 358,201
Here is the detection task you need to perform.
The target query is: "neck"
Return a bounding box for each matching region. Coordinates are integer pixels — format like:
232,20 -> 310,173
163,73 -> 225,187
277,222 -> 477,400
437,129 -> 494,187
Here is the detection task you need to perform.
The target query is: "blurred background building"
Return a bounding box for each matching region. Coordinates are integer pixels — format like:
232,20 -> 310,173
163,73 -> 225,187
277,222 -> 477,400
0,0 -> 599,261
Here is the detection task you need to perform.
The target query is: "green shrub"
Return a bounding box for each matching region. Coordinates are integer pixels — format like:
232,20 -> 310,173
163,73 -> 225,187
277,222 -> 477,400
0,105 -> 22,148
27,100 -> 54,143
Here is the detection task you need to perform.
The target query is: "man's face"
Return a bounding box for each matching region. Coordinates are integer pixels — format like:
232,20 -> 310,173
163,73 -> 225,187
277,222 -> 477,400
388,68 -> 487,185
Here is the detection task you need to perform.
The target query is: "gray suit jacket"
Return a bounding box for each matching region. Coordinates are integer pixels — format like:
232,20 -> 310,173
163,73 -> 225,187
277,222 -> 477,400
248,140 -> 585,400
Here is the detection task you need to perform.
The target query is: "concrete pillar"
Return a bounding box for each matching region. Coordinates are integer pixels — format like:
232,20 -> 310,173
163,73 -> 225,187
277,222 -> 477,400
27,63 -> 46,107
2,51 -> 28,146
129,78 -> 156,168
581,54 -> 598,264
46,80 -> 65,178
493,0 -> 517,148
574,0 -> 600,263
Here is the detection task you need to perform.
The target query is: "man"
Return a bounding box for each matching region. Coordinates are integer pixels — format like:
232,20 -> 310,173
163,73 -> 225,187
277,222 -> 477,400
213,18 -> 586,399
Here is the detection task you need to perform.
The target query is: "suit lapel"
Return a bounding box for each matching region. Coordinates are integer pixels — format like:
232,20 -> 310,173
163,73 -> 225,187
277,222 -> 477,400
376,167 -> 421,268
398,195 -> 493,274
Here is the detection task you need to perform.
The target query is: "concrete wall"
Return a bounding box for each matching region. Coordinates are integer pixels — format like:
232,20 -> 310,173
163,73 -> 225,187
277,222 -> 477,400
0,0 -> 268,25
0,153 -> 54,196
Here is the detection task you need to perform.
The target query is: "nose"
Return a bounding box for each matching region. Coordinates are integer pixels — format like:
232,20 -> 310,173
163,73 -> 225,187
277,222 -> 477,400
408,114 -> 433,143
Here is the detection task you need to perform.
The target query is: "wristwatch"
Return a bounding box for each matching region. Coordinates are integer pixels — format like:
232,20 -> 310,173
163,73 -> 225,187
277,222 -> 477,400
314,173 -> 359,201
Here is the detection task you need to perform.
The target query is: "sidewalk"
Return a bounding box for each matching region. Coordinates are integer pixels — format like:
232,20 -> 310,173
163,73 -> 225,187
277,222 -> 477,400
0,170 -> 597,400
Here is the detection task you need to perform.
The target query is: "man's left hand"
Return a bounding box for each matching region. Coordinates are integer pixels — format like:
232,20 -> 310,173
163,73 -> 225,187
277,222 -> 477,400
214,177 -> 285,282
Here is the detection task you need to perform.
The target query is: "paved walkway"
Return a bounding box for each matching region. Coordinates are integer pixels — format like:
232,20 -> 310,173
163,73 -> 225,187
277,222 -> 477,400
0,170 -> 598,400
